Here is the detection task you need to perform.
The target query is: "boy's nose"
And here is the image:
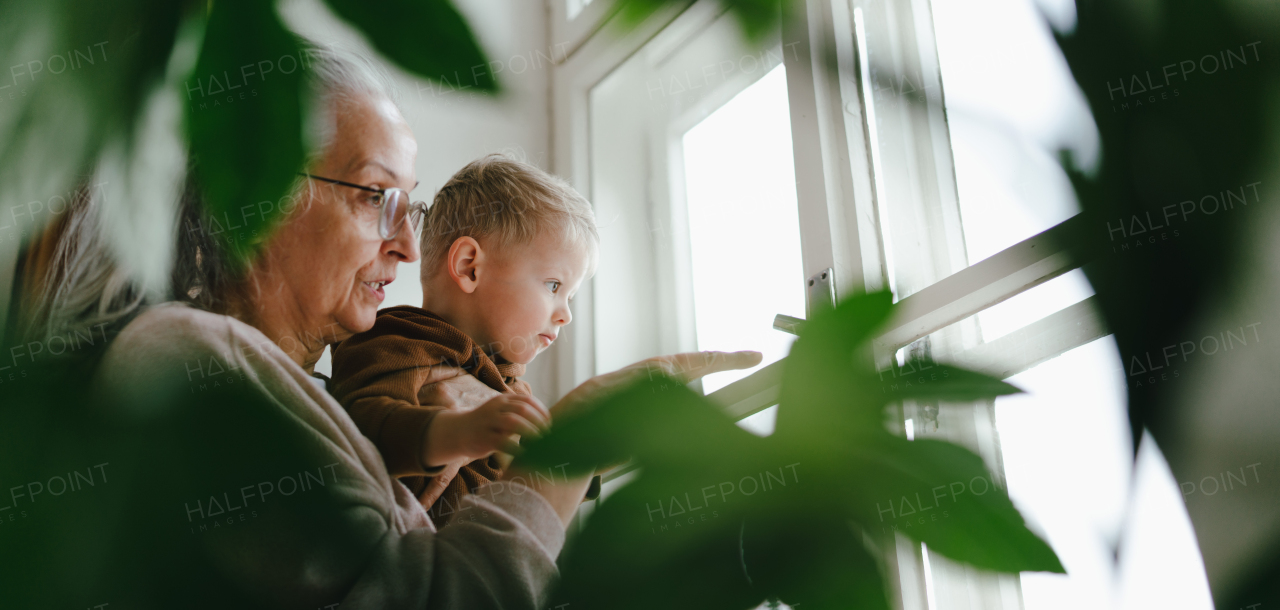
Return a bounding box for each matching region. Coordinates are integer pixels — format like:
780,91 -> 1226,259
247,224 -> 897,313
555,305 -> 572,326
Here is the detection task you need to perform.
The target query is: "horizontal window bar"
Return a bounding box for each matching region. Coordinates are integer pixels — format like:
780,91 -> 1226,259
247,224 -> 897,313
875,215 -> 1085,352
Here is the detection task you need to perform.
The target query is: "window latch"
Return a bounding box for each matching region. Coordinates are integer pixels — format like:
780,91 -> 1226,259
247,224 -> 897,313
773,269 -> 838,336
773,314 -> 805,336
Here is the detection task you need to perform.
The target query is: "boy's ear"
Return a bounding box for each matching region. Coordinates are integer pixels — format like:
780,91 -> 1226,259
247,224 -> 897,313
446,236 -> 483,294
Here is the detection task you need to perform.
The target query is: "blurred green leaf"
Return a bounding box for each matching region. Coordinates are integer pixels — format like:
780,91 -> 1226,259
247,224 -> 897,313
745,516 -> 890,610
61,0 -> 190,140
838,436 -> 1063,573
615,0 -> 794,46
0,0 -> 187,222
517,373 -> 763,476
186,0 -> 305,265
321,0 -> 497,92
774,290 -> 895,439
875,363 -> 1022,403
552,473 -> 759,610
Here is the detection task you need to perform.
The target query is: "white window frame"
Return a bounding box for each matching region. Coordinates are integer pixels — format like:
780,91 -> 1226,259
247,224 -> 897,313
549,0 -> 627,71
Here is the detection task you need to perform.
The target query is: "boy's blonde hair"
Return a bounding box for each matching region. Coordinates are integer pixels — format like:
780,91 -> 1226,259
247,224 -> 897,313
420,154 -> 598,276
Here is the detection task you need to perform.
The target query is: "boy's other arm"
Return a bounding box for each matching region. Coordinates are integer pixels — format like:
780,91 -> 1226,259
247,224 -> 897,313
334,359 -> 466,477
345,395 -> 448,477
425,394 -> 551,468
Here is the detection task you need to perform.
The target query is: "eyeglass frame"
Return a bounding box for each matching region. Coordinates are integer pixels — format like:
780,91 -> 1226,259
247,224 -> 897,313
300,173 -> 428,241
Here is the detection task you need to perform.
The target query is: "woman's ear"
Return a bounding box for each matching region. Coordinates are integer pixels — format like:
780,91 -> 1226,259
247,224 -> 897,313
446,236 -> 483,293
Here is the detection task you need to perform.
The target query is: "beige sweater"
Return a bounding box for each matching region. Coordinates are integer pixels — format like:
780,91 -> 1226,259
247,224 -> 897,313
93,303 -> 566,609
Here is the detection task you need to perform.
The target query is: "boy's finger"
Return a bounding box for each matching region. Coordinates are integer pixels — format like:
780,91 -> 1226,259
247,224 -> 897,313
499,439 -> 524,457
521,394 -> 552,418
507,395 -> 552,428
502,413 -> 545,439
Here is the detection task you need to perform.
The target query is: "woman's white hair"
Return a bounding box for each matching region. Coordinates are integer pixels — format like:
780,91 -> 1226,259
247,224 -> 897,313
302,44 -> 399,157
19,185 -> 146,346
20,44 -> 398,344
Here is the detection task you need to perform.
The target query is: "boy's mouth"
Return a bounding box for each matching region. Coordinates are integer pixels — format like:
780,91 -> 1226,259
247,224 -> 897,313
538,333 -> 555,347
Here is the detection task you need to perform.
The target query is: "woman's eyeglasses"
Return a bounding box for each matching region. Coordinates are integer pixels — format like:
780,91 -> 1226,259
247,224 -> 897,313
301,173 -> 427,241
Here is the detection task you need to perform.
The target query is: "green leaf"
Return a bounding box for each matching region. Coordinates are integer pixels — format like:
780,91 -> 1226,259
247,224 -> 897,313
839,436 -> 1063,573
874,363 -> 1023,403
774,291 -> 895,439
745,515 -> 891,610
551,466 -> 762,610
614,0 -> 793,46
0,0 -> 185,223
321,0 -> 497,93
186,0 -> 306,265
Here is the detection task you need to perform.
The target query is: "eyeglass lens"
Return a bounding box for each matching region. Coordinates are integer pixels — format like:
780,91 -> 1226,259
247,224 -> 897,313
378,189 -> 406,240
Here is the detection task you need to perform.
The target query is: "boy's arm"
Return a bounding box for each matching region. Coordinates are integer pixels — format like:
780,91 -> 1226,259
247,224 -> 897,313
331,334 -> 471,477
345,395 -> 448,477
338,363 -> 503,476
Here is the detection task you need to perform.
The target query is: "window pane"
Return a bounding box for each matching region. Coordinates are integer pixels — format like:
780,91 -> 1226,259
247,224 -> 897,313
996,336 -> 1211,610
977,269 -> 1094,343
566,0 -> 594,20
681,65 -> 805,393
931,0 -> 1098,265
736,404 -> 778,437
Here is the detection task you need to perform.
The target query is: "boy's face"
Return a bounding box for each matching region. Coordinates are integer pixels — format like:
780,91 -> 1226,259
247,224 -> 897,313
471,230 -> 595,365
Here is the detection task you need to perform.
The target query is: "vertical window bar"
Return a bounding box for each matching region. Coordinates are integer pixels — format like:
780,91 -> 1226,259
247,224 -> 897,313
854,6 -> 899,301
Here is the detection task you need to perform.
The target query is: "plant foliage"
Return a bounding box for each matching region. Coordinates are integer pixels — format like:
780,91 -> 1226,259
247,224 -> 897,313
518,292 -> 1061,609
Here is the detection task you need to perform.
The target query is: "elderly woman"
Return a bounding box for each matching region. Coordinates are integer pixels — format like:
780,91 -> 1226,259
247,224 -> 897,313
71,50 -> 758,608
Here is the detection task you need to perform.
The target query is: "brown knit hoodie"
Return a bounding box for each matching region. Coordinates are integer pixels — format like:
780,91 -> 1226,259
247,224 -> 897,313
330,305 -> 531,524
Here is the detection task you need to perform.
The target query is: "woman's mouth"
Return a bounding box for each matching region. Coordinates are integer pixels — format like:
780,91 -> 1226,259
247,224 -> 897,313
363,280 -> 389,301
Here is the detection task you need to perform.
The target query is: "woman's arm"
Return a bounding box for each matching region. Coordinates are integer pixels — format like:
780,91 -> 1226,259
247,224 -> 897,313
549,350 -> 763,421
516,350 -> 764,526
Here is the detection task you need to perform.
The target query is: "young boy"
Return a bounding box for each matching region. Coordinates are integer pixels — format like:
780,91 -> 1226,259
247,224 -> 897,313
330,155 -> 599,524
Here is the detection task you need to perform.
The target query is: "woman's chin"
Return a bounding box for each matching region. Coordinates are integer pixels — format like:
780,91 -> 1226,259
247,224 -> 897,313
334,309 -> 377,337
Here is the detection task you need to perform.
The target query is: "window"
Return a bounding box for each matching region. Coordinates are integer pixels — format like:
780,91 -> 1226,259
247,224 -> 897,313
552,0 -> 1209,607
839,0 -> 1212,606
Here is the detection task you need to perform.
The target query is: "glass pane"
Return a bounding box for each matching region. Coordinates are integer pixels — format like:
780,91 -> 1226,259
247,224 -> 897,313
736,405 -> 778,437
931,0 -> 1098,265
682,65 -> 805,393
566,0 -> 594,20
977,269 -> 1095,343
1114,433 -> 1215,609
996,336 -> 1211,610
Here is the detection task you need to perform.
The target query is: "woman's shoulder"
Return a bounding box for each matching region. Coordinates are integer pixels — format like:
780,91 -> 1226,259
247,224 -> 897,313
95,302 -> 277,396
109,302 -> 268,359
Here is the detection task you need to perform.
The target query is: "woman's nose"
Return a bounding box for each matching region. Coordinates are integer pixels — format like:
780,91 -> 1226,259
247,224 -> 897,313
385,221 -> 420,262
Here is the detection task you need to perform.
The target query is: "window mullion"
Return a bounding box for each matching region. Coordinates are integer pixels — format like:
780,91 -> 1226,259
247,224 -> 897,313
783,0 -> 877,306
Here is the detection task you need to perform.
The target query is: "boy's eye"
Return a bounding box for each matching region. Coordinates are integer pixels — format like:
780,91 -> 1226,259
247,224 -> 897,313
545,281 -> 561,293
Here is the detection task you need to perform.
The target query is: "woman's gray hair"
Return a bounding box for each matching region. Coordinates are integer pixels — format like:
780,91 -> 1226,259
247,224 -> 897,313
17,184 -> 146,346
20,45 -> 399,343
303,44 -> 400,156
175,45 -> 401,315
